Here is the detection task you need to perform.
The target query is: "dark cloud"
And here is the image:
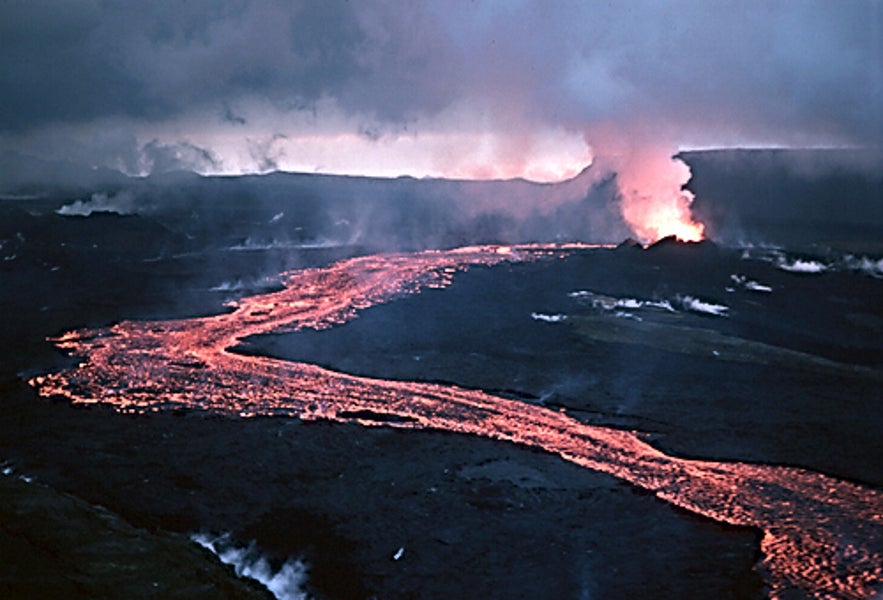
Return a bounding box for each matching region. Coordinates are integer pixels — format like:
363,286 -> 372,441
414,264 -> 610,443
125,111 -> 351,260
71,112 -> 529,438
0,0 -> 880,173
0,0 -> 374,130
445,1 -> 883,146
221,103 -> 247,126
0,2 -> 153,131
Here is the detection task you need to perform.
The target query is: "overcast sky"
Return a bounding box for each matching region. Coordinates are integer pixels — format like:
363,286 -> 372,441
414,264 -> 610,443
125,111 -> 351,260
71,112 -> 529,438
1,0 -> 880,180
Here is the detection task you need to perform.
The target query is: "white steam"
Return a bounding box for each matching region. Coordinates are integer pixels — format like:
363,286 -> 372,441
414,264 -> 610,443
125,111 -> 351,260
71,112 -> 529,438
191,532 -> 310,600
227,237 -> 346,252
531,312 -> 568,323
676,295 -> 729,317
1,461 -> 34,484
569,290 -> 676,313
56,191 -> 138,217
741,246 -> 883,279
776,258 -> 828,274
209,280 -> 251,292
571,290 -> 729,318
730,274 -> 773,293
842,255 -> 883,279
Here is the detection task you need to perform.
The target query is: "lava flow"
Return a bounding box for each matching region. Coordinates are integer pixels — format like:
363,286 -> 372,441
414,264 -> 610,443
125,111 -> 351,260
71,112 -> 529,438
31,244 -> 882,599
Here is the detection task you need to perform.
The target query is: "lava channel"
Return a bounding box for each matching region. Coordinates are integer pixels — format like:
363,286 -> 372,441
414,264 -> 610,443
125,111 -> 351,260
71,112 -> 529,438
30,244 -> 883,599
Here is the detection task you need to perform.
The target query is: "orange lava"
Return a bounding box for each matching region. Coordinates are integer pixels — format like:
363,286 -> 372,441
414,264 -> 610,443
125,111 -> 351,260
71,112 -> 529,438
31,244 -> 881,599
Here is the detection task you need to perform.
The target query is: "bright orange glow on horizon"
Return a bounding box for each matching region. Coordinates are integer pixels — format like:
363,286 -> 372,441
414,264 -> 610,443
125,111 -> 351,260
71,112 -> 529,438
29,244 -> 882,599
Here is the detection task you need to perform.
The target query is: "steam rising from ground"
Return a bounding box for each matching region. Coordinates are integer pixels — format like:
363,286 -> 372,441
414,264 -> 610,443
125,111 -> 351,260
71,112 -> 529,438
741,248 -> 883,279
776,258 -> 828,274
191,533 -> 309,600
56,191 -> 138,217
45,153 -> 703,244
675,295 -> 729,317
531,312 -> 567,323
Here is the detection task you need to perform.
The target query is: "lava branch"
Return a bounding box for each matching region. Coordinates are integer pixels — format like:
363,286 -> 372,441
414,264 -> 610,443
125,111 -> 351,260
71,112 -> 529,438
30,244 -> 883,600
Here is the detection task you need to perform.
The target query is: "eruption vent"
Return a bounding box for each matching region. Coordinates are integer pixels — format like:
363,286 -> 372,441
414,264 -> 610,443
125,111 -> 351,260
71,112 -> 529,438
591,141 -> 705,243
618,153 -> 704,243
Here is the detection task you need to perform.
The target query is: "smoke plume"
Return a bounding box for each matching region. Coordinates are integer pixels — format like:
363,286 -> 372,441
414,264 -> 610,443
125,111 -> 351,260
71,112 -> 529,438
1,1 -> 879,242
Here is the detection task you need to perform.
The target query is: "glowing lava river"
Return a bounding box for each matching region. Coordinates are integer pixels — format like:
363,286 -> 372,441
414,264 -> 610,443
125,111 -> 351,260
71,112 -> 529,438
30,244 -> 882,599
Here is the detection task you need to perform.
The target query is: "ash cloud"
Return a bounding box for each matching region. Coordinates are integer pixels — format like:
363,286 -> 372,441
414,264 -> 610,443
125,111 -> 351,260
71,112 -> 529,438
1,1 -> 880,241
2,1 -> 879,156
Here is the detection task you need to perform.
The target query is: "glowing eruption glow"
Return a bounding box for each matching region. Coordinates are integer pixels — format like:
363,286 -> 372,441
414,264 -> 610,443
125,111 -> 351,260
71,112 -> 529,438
596,143 -> 706,243
621,184 -> 705,243
30,245 -> 881,599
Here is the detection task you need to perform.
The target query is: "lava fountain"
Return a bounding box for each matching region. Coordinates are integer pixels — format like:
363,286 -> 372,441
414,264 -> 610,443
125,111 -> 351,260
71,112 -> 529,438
616,152 -> 705,243
31,244 -> 881,599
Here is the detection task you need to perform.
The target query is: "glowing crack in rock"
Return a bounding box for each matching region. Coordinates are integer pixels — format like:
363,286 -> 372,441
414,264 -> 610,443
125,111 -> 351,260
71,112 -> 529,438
30,244 -> 882,599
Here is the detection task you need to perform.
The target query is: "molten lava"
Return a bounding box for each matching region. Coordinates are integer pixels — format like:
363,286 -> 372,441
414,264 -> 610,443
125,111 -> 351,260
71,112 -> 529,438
31,244 -> 882,599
